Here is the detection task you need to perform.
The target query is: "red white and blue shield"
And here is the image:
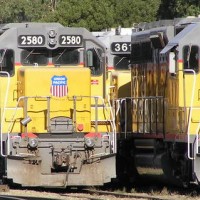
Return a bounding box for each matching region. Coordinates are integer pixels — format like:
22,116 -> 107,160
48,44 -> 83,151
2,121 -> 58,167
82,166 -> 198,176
50,75 -> 68,97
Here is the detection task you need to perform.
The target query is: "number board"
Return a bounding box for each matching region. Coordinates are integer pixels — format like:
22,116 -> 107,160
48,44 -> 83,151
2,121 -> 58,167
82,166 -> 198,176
111,42 -> 131,53
18,35 -> 45,46
59,35 -> 83,46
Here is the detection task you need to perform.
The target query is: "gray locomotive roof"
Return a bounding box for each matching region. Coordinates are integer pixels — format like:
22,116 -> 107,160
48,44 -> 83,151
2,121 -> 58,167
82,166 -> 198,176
0,23 -> 63,31
0,23 -> 106,50
139,20 -> 175,30
176,17 -> 200,26
0,23 -> 99,40
0,23 -> 103,39
137,17 -> 200,31
160,23 -> 198,54
93,28 -> 132,37
131,25 -> 174,43
93,28 -> 132,51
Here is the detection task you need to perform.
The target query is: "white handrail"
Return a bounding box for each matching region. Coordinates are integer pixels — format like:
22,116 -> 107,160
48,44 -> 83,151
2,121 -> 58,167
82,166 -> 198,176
195,115 -> 200,154
93,96 -> 117,153
184,69 -> 196,160
0,71 -> 10,157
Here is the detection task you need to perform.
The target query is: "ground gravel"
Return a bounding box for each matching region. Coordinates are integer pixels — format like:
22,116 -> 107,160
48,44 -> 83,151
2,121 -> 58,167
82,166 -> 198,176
1,188 -> 200,200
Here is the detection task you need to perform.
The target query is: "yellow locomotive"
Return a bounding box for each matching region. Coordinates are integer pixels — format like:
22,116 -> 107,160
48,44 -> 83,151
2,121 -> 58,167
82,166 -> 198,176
116,18 -> 200,186
93,27 -> 132,98
0,23 -> 116,187
93,27 -> 133,135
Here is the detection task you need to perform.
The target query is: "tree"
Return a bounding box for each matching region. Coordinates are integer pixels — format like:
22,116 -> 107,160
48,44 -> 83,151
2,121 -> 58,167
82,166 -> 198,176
0,0 -> 199,31
113,0 -> 161,27
157,0 -> 200,19
42,0 -> 115,31
0,0 -> 51,23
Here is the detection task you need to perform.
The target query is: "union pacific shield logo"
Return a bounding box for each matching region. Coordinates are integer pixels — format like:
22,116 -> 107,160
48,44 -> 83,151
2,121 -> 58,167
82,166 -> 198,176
50,75 -> 68,97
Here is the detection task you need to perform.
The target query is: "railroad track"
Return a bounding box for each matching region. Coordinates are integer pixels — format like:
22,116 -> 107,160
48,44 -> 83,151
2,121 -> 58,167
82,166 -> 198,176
1,185 -> 196,200
85,189 -> 172,200
60,188 -> 173,200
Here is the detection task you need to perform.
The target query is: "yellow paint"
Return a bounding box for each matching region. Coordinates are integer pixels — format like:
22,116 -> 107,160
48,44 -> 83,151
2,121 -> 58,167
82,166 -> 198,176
17,67 -> 91,133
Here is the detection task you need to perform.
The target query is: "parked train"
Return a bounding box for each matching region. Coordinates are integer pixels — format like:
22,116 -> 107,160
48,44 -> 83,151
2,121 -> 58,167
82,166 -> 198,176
93,27 -> 134,136
116,17 -> 200,186
93,27 -> 132,98
2,18 -> 200,189
0,23 -> 117,187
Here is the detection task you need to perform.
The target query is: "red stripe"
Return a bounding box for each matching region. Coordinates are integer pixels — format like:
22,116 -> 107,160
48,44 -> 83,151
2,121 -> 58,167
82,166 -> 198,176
51,85 -> 67,97
108,66 -> 114,70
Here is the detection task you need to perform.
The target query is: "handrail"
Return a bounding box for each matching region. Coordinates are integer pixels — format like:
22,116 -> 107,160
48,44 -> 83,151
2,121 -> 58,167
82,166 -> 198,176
6,96 -> 50,155
194,110 -> 200,155
183,69 -> 196,160
0,71 -> 10,157
6,95 -> 116,155
92,96 -> 116,153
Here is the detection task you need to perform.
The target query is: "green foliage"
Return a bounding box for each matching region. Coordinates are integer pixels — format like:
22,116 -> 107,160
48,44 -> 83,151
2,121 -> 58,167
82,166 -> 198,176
157,0 -> 200,19
42,0 -> 115,31
0,0 -> 51,23
113,0 -> 161,27
0,0 -> 199,30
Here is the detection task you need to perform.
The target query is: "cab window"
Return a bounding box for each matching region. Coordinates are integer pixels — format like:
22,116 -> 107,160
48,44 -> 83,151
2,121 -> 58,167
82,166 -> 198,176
86,48 -> 102,76
114,56 -> 130,70
0,49 -> 14,76
52,48 -> 79,65
21,49 -> 48,66
183,45 -> 199,73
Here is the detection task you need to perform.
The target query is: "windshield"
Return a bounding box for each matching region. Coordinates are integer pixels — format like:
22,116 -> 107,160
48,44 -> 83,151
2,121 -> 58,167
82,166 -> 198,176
52,48 -> 79,65
21,48 -> 80,66
21,49 -> 48,65
114,56 -> 130,70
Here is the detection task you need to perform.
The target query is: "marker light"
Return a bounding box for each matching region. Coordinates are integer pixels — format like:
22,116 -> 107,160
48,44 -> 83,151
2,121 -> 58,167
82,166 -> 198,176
48,30 -> 56,38
77,124 -> 84,131
28,138 -> 38,148
85,138 -> 95,148
49,38 -> 57,45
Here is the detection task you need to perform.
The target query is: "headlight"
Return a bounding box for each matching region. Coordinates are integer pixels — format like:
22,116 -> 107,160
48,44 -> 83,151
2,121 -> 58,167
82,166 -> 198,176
48,38 -> 57,45
28,138 -> 38,148
85,138 -> 95,148
49,30 -> 56,38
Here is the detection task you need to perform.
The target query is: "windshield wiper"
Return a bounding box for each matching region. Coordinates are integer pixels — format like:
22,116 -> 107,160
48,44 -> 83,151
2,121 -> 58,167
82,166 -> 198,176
115,57 -> 125,66
56,49 -> 67,62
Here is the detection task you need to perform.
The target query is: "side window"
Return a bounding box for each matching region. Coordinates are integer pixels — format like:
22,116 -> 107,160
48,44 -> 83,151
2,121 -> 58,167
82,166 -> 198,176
86,48 -> 103,76
0,49 -> 14,76
21,49 -> 48,66
183,45 -> 199,73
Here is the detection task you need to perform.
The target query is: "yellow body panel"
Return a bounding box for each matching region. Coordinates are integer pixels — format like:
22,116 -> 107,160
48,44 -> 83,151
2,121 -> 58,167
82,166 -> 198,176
178,63 -> 200,135
109,70 -> 131,132
17,67 -> 91,133
110,71 -> 131,99
130,61 -> 200,135
0,67 -> 23,133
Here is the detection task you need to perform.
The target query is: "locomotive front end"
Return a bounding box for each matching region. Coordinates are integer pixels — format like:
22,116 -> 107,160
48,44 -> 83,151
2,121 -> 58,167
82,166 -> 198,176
0,23 -> 116,188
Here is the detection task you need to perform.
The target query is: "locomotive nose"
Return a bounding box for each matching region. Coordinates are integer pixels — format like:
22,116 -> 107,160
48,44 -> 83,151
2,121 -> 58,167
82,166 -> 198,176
17,67 -> 91,133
